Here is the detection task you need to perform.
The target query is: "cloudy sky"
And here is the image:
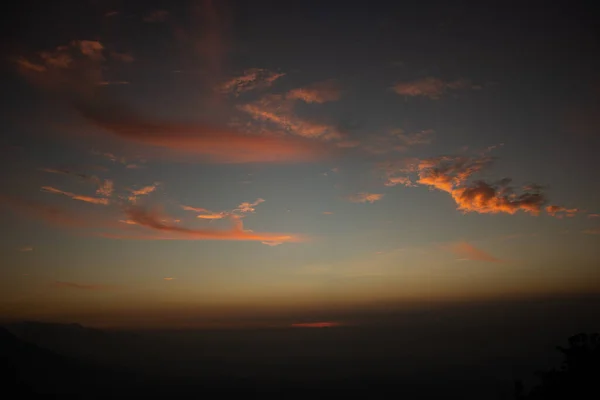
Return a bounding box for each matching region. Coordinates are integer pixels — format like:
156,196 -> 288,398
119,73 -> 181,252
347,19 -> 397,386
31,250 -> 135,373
1,0 -> 599,328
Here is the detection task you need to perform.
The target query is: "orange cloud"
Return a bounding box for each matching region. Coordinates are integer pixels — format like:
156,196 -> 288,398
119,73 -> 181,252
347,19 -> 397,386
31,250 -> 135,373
416,156 -> 547,215
122,206 -> 304,243
41,186 -> 110,205
445,241 -> 502,262
52,281 -> 111,290
451,181 -> 546,215
286,79 -> 342,103
347,193 -> 384,204
235,198 -> 265,213
545,205 -> 582,218
588,214 -> 600,218
18,246 -> 34,252
392,77 -> 480,99
291,321 -> 341,328
127,183 -> 159,203
182,198 -> 265,220
322,211 -> 333,215
380,152 -> 572,216
219,68 -> 285,96
16,40 -> 320,165
163,277 -> 175,281
239,94 -> 342,140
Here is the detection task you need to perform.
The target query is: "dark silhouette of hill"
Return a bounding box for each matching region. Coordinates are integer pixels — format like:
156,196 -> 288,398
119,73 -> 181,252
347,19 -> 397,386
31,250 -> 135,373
0,326 -> 151,397
3,314 -> 599,399
515,333 -> 600,399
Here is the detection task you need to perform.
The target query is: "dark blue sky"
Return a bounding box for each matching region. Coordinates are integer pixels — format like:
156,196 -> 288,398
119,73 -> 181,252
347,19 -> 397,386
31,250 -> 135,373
1,0 -> 599,328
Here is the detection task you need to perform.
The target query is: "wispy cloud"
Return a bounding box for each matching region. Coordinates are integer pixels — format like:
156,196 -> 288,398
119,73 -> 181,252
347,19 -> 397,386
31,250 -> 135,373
588,214 -> 600,218
286,79 -> 342,103
116,206 -> 305,243
76,98 -> 328,163
322,211 -> 334,215
96,180 -> 114,197
445,241 -> 502,262
234,198 -> 265,213
392,77 -> 480,99
41,186 -> 110,205
15,41 -> 329,164
347,193 -> 384,204
182,198 -> 266,220
128,183 -> 160,203
219,68 -> 285,96
545,205 -> 582,218
52,281 -> 112,290
582,228 -> 600,235
18,246 -> 34,252
163,277 -> 175,281
239,94 -> 342,140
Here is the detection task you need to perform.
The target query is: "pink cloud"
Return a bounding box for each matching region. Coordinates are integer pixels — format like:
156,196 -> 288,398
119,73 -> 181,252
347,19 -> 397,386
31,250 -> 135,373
445,241 -> 502,262
120,206 -> 305,243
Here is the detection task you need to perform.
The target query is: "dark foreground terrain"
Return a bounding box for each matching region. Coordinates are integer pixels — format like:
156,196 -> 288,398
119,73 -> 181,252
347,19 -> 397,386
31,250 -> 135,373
2,298 -> 600,399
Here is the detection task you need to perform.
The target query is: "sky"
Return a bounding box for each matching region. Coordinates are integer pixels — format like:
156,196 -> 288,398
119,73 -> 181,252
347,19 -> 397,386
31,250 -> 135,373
1,0 -> 599,329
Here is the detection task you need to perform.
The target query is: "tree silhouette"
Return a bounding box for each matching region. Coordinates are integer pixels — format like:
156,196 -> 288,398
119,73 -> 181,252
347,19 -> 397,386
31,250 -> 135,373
515,332 -> 600,399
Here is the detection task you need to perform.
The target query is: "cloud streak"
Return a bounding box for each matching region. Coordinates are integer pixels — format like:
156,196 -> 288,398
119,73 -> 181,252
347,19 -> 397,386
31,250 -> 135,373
119,206 -> 304,243
41,186 -> 110,205
219,68 -> 285,96
239,94 -> 342,140
286,79 -> 342,104
75,96 -> 329,163
445,241 -> 502,262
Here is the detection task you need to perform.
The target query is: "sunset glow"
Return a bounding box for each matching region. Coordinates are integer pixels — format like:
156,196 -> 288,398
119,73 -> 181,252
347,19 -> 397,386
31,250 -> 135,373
1,0 -> 599,330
